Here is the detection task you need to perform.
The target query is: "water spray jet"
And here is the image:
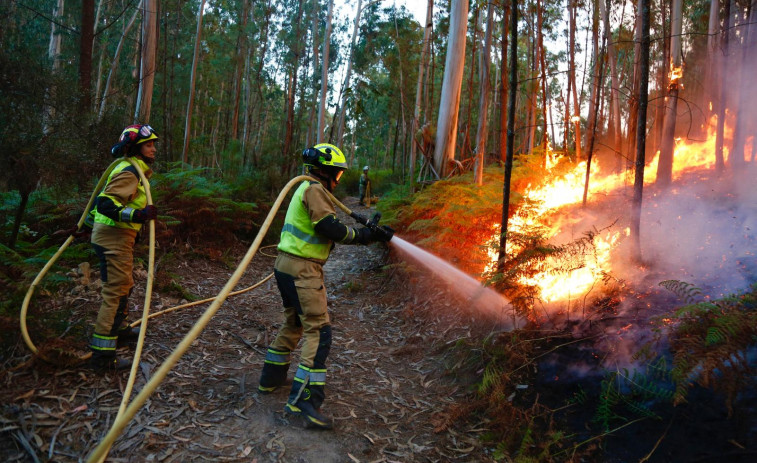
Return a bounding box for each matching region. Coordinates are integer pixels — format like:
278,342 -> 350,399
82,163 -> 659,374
389,236 -> 523,330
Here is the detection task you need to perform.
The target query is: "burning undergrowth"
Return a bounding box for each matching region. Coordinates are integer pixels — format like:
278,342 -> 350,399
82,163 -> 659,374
383,147 -> 757,460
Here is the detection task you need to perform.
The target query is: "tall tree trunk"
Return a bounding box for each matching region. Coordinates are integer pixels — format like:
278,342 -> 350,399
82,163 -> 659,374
474,0 -> 494,185
599,0 -> 622,170
499,1 -> 510,163
537,0 -> 548,153
569,0 -> 581,159
585,0 -> 600,159
656,0 -> 683,186
626,0 -> 643,170
79,0 -> 94,113
463,6 -> 480,161
631,0 -> 651,263
498,0 -> 518,270
305,0 -> 319,147
410,0 -> 434,189
182,0 -> 206,164
583,40 -> 606,207
99,1 -> 142,120
283,0 -> 305,172
705,0 -> 720,125
651,3 -> 669,156
433,0 -> 469,177
43,0 -> 65,134
231,0 -> 250,140
317,0 -> 334,141
335,0 -> 366,147
135,0 -> 157,123
729,0 -> 756,167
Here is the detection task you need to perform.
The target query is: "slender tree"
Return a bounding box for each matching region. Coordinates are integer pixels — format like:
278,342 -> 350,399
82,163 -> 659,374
631,0 -> 650,263
182,0 -> 206,164
433,0 -> 469,177
135,0 -> 158,123
498,0 -> 517,270
474,0 -> 494,186
656,0 -> 683,186
410,0 -> 434,189
317,0 -> 334,141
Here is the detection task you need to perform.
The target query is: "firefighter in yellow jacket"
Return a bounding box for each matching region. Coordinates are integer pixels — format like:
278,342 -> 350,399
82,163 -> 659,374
258,143 -> 392,429
85,124 -> 159,370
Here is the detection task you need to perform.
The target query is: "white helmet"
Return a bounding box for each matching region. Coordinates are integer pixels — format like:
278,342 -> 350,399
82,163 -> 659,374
363,165 -> 369,171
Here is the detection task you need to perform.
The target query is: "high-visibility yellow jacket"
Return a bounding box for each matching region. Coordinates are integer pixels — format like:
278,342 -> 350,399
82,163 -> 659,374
89,158 -> 151,231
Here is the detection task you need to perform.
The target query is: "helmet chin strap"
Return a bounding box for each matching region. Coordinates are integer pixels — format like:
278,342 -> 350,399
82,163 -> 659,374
308,168 -> 336,191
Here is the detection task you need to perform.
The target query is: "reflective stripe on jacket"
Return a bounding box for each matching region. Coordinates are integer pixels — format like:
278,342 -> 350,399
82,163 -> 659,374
277,181 -> 332,261
93,158 -> 149,231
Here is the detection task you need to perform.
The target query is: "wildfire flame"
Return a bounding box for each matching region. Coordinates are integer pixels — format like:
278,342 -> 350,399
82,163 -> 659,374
489,121 -> 726,304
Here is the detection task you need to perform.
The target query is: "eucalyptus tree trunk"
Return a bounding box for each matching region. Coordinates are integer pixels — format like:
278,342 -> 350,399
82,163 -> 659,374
335,0 -> 369,147
182,0 -> 206,164
98,1 -> 142,120
537,0 -> 548,153
585,0 -> 600,158
79,0 -> 94,112
392,5 -> 407,171
306,0 -> 320,147
283,0 -> 305,171
627,0 -> 643,169
433,0 -> 469,177
599,0 -> 622,170
474,0 -> 494,186
705,0 -> 719,123
465,6 -> 482,161
657,0 -> 683,186
631,0 -> 651,263
231,0 -> 250,140
410,0 -> 434,188
317,0 -> 334,141
135,0 -> 157,123
498,0 -> 518,270
43,0 -> 65,133
499,1 -> 510,163
729,0 -> 757,167
569,0 -> 581,159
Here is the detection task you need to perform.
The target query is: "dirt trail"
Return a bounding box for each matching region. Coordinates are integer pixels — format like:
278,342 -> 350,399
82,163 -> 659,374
1,198 -> 492,462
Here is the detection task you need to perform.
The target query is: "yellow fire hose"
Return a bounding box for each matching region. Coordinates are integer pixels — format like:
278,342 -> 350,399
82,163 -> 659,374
20,168 -> 362,461
86,174 -> 364,462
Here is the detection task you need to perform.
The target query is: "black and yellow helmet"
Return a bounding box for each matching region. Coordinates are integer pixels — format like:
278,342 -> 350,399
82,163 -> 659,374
302,143 -> 348,170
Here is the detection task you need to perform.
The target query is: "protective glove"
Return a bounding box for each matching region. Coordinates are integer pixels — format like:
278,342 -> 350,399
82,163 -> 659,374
373,225 -> 394,242
354,227 -> 374,245
132,205 -> 158,223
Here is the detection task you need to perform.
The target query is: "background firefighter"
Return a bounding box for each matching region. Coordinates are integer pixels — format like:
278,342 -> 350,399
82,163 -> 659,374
258,143 -> 392,429
84,124 -> 159,370
358,165 -> 370,206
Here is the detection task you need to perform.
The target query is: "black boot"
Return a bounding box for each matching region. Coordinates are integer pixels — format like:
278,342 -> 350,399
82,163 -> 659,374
258,348 -> 291,394
284,399 -> 333,430
88,351 -> 131,371
117,326 -> 140,346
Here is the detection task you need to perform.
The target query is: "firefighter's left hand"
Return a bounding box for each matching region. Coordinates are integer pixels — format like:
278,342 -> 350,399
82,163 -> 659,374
374,225 -> 394,242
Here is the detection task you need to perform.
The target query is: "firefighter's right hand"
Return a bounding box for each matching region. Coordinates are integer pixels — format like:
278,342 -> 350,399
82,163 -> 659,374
133,205 -> 158,223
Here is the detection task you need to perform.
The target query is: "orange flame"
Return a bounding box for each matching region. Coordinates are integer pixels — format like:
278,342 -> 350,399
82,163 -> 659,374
489,120 -> 725,304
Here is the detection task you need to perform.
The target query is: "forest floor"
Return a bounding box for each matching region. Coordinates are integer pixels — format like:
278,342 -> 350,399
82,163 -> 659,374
2,196 -> 756,462
0,198 -> 501,463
